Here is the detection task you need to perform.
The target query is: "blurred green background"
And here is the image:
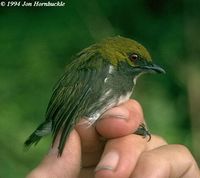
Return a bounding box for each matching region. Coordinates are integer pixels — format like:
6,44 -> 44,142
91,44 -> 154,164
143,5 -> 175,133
0,0 -> 199,177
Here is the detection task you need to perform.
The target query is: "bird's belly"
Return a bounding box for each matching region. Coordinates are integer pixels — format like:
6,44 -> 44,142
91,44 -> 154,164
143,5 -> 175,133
117,91 -> 132,105
86,91 -> 132,124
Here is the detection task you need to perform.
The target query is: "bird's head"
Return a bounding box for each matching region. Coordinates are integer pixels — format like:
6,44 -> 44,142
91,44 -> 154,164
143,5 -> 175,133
98,36 -> 165,75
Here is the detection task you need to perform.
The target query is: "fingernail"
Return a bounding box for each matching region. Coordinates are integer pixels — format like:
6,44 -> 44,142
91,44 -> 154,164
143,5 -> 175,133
95,151 -> 119,172
101,107 -> 129,120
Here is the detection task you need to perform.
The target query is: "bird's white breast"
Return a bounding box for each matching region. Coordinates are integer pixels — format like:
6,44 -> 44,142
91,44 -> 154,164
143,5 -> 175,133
117,92 -> 132,105
87,91 -> 132,125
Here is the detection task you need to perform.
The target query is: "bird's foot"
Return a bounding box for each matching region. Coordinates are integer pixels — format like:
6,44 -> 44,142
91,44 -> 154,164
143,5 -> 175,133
134,123 -> 151,141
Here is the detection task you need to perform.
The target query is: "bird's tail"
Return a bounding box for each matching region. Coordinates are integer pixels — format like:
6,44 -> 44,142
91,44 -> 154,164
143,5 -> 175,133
24,121 -> 52,148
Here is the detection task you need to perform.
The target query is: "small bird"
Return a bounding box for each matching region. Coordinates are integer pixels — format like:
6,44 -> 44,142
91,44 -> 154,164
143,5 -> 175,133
25,36 -> 165,156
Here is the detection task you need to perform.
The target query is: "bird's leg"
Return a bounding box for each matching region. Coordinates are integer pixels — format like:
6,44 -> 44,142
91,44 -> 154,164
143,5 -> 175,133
134,123 -> 151,141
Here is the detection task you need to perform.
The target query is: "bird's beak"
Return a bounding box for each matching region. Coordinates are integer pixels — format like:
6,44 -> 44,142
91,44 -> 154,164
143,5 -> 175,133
140,63 -> 166,74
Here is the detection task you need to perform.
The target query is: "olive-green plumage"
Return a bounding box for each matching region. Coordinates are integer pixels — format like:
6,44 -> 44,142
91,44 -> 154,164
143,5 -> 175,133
25,36 -> 165,155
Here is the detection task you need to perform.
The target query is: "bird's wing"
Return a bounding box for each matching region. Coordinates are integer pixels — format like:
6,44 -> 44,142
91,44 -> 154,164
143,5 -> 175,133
45,55 -> 109,155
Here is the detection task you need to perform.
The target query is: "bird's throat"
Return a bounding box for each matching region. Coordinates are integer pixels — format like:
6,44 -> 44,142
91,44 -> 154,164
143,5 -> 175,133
133,72 -> 145,85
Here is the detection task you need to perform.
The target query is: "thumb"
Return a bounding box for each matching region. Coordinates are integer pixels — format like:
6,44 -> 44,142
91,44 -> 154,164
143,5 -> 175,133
27,130 -> 81,178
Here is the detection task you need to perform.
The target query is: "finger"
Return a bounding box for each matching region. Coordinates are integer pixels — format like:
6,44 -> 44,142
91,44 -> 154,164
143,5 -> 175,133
76,99 -> 144,167
27,130 -> 81,178
75,119 -> 105,167
131,144 -> 200,178
96,99 -> 144,138
146,135 -> 168,150
95,134 -> 147,178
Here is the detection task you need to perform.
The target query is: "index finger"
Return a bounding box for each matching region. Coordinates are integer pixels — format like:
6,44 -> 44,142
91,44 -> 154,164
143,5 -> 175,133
75,99 -> 144,167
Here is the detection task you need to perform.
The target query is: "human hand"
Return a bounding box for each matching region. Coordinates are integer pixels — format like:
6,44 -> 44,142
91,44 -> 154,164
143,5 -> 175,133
27,100 -> 200,178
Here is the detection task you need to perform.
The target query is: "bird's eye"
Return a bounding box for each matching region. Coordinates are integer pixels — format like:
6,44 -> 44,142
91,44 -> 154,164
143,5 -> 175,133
129,53 -> 138,63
